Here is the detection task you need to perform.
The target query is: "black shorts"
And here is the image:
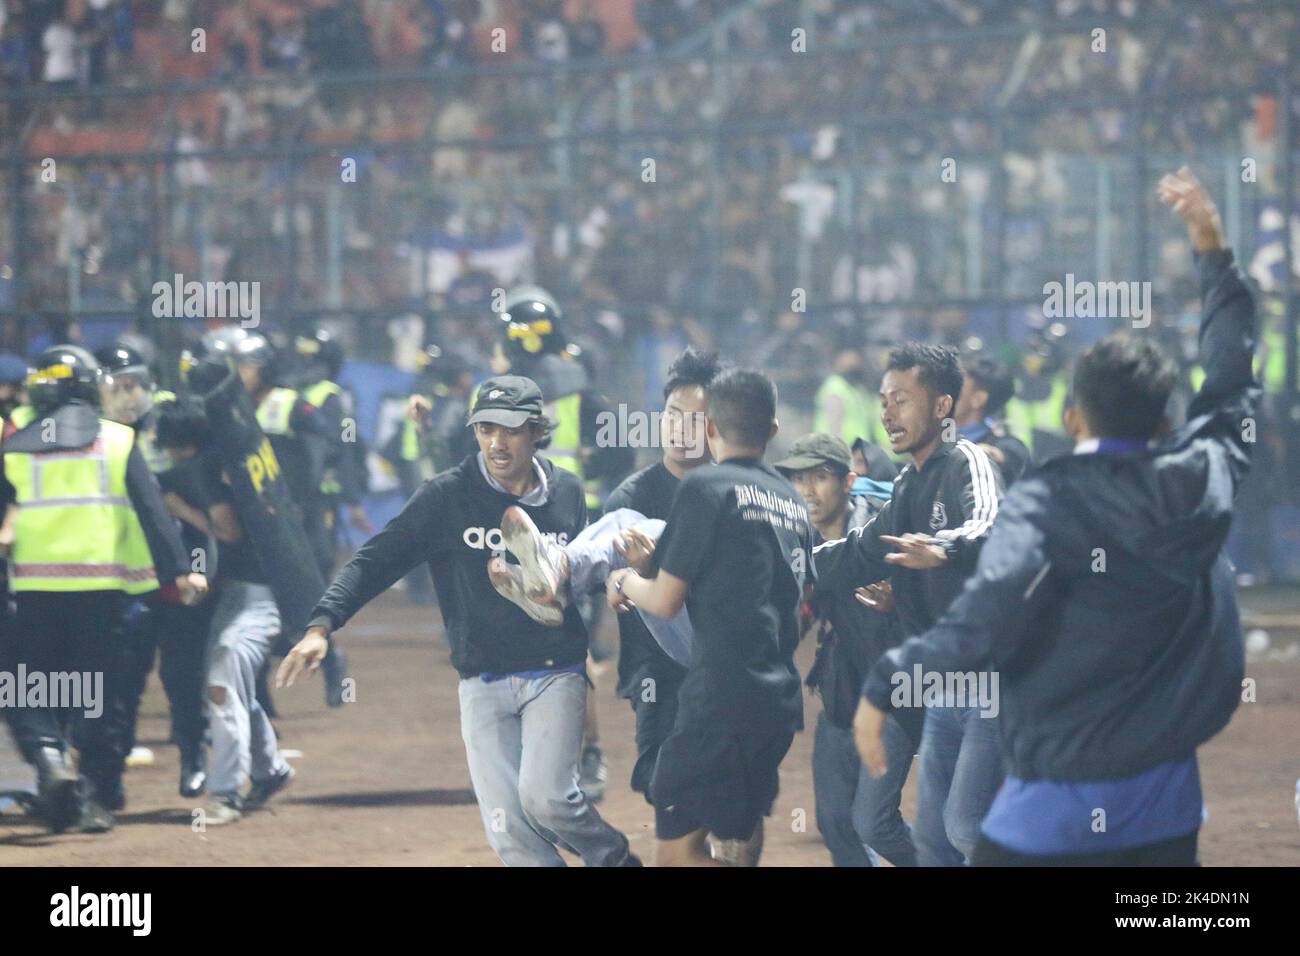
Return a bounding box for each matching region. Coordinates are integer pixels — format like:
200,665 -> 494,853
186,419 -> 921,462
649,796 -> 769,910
627,671 -> 683,802
650,725 -> 795,842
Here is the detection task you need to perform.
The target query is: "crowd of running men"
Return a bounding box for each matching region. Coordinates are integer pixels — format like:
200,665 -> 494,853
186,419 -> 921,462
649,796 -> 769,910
1,167 -> 1259,866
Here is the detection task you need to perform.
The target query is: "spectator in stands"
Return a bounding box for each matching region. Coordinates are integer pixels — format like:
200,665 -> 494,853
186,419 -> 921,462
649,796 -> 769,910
41,8 -> 78,88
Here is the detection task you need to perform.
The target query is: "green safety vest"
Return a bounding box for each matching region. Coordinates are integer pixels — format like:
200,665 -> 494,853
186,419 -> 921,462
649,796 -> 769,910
5,404 -> 36,434
814,374 -> 880,447
1262,325 -> 1297,394
256,387 -> 300,436
548,392 -> 601,511
303,380 -> 345,495
137,390 -> 176,476
303,379 -> 342,408
400,417 -> 421,463
5,418 -> 158,594
1004,374 -> 1070,453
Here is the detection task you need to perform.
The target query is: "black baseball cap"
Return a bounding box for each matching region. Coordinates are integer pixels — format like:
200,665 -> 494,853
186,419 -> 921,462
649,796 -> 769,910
774,433 -> 852,473
466,375 -> 544,428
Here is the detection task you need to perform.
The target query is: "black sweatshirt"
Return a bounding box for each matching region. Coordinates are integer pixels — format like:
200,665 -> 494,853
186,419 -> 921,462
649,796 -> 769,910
813,436 -> 1004,640
308,453 -> 590,678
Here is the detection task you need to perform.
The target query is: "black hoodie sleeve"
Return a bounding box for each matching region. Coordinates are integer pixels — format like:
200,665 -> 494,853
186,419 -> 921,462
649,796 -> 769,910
125,445 -> 189,583
862,476 -> 1054,711
307,477 -> 442,633
934,440 -> 1004,570
1182,248 -> 1259,494
811,497 -> 895,591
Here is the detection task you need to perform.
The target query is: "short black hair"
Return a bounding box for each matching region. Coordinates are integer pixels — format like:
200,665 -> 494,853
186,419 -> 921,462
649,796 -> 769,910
663,346 -> 723,401
964,354 -> 1016,416
1072,334 -> 1177,440
155,397 -> 212,450
706,367 -> 777,448
886,343 -> 963,405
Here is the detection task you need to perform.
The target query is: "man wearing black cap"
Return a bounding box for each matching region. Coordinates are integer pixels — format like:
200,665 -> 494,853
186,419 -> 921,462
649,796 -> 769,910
776,434 -> 920,867
278,375 -> 636,867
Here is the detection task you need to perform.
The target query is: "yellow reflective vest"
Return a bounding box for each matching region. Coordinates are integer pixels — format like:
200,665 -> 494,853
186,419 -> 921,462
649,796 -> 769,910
814,374 -> 880,447
548,392 -> 601,511
303,380 -> 345,495
256,387 -> 300,436
1004,374 -> 1070,453
5,418 -> 158,594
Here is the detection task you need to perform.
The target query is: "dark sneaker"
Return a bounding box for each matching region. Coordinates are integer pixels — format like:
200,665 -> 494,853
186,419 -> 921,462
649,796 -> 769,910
34,747 -> 80,834
77,798 -> 115,834
179,750 -> 208,799
579,743 -> 607,803
243,764 -> 295,811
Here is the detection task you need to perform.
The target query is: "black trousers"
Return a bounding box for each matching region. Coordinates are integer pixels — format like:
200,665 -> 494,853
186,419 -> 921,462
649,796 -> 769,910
972,829 -> 1199,866
120,598 -> 213,761
4,591 -> 130,794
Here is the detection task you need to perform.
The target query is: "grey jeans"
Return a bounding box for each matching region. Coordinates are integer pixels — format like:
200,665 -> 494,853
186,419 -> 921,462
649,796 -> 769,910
458,670 -> 630,866
206,582 -> 289,799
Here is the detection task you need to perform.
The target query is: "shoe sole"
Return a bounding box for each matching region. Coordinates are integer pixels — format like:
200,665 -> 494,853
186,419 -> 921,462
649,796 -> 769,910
487,560 -> 563,626
501,508 -> 559,604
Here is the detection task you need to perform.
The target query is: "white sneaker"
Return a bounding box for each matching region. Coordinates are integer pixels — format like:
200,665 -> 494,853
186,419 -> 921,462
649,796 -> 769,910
500,506 -> 563,605
487,557 -> 564,626
125,746 -> 155,767
204,797 -> 243,826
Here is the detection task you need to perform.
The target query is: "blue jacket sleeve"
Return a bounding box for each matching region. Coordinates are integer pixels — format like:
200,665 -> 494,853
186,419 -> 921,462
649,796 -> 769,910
1178,248 -> 1259,495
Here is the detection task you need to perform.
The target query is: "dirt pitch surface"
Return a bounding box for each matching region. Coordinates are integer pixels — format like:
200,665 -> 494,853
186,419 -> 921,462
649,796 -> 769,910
1,591 -> 1298,866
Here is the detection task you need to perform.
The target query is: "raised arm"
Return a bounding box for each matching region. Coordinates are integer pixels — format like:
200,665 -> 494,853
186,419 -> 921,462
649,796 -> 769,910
1158,166 -> 1259,493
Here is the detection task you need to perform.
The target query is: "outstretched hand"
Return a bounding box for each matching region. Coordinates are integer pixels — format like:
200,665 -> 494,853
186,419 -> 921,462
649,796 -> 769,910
277,626 -> 331,688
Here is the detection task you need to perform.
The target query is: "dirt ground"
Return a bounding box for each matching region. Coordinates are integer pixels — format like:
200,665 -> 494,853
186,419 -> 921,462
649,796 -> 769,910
1,592 -> 1297,867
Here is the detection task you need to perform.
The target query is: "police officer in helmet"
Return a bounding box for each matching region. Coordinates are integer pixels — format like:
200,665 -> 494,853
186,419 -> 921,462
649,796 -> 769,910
0,345 -> 203,833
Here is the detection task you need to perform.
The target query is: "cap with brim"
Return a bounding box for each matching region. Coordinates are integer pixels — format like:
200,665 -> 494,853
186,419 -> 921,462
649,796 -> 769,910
466,375 -> 544,428
774,433 -> 852,473
466,407 -> 533,428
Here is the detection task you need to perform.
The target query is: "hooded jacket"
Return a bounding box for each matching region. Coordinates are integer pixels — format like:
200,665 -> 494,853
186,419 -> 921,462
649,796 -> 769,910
863,249 -> 1258,781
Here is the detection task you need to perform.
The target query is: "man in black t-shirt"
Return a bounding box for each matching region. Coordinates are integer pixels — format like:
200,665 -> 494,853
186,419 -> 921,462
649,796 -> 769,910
608,368 -> 813,866
602,347 -> 719,822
